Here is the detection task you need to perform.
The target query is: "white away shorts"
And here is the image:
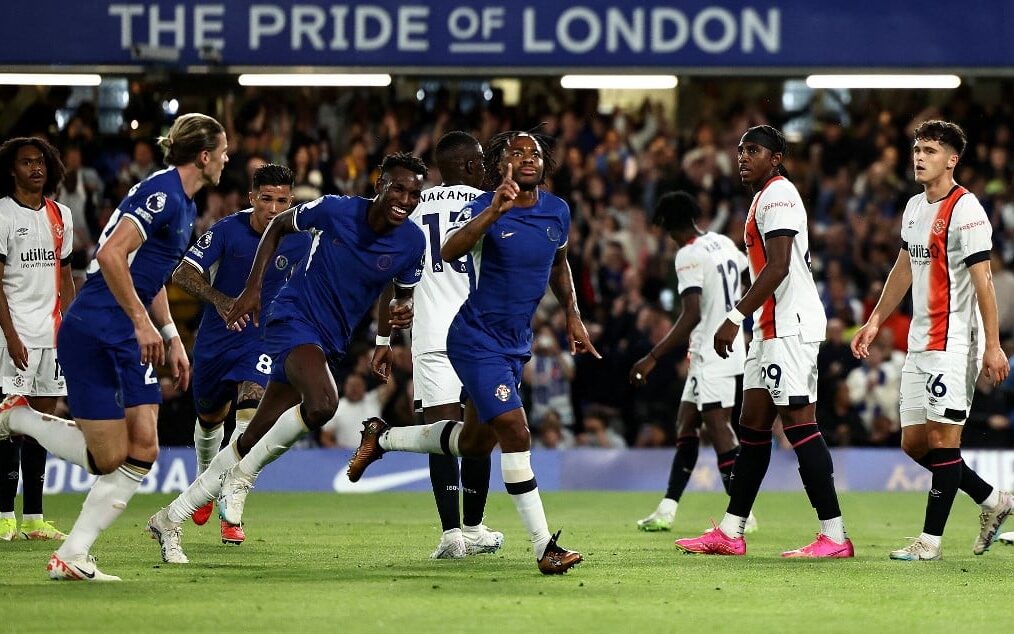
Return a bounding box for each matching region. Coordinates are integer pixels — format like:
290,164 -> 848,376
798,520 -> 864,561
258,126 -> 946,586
412,350 -> 463,411
743,334 -> 819,407
899,350 -> 978,426
0,347 -> 66,397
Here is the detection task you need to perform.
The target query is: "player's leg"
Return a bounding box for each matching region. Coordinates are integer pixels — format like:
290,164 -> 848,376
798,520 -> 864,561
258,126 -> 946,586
17,394 -> 65,540
0,436 -> 20,540
457,401 -> 500,555
638,401 -> 699,532
423,401 -> 468,559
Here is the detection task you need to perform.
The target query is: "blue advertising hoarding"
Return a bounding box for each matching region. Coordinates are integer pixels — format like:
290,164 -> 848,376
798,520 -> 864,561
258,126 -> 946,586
2,1 -> 1012,71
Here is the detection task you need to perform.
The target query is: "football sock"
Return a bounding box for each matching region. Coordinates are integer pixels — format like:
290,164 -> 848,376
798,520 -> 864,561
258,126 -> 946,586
716,447 -> 739,496
0,511 -> 13,520
718,513 -> 748,539
0,438 -> 19,513
819,517 -> 847,543
194,419 -> 224,475
57,456 -> 151,559
19,438 -> 46,516
922,448 -> 962,537
657,498 -> 677,516
8,407 -> 90,470
380,420 -> 461,456
234,403 -> 257,436
23,513 -> 42,522
501,451 -> 551,558
461,455 -> 491,527
783,421 -> 842,520
919,532 -> 942,549
428,454 -> 461,531
726,426 -> 772,519
234,405 -> 307,480
167,443 -> 239,524
664,435 -> 699,502
916,453 -> 995,506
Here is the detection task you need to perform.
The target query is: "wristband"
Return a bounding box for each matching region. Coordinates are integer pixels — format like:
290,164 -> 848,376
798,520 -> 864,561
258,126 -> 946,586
375,335 -> 391,346
160,323 -> 180,342
725,307 -> 746,326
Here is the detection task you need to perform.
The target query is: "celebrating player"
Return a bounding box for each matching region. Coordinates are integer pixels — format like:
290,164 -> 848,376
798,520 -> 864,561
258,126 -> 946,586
0,113 -> 226,580
630,192 -> 755,534
674,125 -> 853,558
348,130 -> 600,575
0,137 -> 74,542
852,120 -> 1012,561
172,164 -> 309,545
146,153 -> 426,564
373,132 -> 502,559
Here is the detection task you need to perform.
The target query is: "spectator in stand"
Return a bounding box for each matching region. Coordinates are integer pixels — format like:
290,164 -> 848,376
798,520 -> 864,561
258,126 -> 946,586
523,324 -> 576,429
576,408 -> 628,449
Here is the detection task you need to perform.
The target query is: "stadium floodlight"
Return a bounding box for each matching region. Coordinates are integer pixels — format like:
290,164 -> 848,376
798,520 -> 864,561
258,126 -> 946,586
805,75 -> 961,89
0,73 -> 102,86
238,73 -> 392,87
560,75 -> 678,90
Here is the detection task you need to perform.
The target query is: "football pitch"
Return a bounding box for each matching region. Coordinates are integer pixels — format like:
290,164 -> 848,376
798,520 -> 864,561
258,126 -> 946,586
2,491 -> 1010,633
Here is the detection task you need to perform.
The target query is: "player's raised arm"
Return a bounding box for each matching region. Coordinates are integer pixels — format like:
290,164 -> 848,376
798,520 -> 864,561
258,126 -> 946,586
851,248 -> 912,359
225,208 -> 298,327
441,164 -> 517,262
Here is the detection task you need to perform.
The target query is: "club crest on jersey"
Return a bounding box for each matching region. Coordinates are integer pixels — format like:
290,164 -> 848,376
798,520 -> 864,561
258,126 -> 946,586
146,192 -> 167,213
53,224 -> 64,238
196,231 -> 213,249
274,254 -> 289,270
547,226 -> 562,242
932,219 -> 946,236
376,254 -> 392,271
495,384 -> 511,402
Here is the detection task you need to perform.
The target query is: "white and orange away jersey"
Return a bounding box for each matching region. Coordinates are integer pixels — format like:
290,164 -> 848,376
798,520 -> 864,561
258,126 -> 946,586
408,184 -> 482,355
743,176 -> 826,343
901,186 -> 992,355
675,231 -> 749,375
0,196 -> 72,348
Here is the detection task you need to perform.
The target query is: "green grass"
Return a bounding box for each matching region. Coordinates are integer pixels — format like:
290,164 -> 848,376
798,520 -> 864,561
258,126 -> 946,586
1,491 -> 1010,633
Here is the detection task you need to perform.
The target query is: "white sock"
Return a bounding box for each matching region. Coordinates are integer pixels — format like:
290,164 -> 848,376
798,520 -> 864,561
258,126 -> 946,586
194,420 -> 224,475
23,513 -> 42,522
167,443 -> 239,524
235,405 -> 307,480
234,407 -> 256,436
57,459 -> 149,559
501,451 -> 551,558
919,532 -> 942,549
1,511 -> 14,520
658,498 -> 677,515
9,407 -> 90,470
819,517 -> 846,543
981,488 -> 1001,510
379,420 -> 461,456
718,513 -> 747,539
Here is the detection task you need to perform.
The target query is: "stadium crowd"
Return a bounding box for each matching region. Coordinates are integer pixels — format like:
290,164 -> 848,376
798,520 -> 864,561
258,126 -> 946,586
3,79 -> 1013,450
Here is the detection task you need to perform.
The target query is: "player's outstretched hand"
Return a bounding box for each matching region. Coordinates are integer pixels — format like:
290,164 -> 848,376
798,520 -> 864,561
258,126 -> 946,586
217,298 -> 249,332
371,345 -> 391,383
226,286 -> 261,330
490,164 -> 519,216
135,319 -> 164,367
713,319 -> 739,359
168,337 -> 191,392
629,354 -> 656,387
567,314 -> 602,359
982,345 -> 1011,385
388,297 -> 414,329
850,322 -> 878,359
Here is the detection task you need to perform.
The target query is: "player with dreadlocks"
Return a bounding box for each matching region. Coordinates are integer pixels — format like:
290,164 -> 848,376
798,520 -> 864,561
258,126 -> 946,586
348,128 -> 600,574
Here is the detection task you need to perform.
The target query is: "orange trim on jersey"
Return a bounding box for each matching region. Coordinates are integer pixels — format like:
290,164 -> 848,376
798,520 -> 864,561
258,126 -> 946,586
43,199 -> 65,345
926,186 -> 968,352
743,176 -> 784,339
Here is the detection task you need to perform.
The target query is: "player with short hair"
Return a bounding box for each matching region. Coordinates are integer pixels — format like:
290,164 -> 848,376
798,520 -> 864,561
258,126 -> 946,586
674,125 -> 853,558
373,132 -> 502,559
146,153 -> 427,564
0,137 -> 74,542
852,120 -> 1012,561
348,130 -> 600,575
630,191 -> 755,533
172,163 -> 309,545
0,113 -> 227,580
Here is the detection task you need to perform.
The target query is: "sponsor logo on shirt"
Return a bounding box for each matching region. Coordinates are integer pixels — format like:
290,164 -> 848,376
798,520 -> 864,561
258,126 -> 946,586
762,201 -> 795,212
146,192 -> 167,213
907,243 -> 942,263
957,220 -> 986,231
19,248 -> 57,267
495,384 -> 511,402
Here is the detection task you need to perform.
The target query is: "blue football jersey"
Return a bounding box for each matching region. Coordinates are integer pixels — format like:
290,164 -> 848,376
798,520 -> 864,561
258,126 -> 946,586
266,196 -> 425,357
450,190 -> 570,357
183,209 -> 311,355
71,168 -> 196,332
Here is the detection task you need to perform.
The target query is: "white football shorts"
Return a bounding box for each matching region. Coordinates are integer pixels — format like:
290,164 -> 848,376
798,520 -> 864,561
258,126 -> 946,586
412,350 -> 463,411
899,350 -> 979,426
743,334 -> 819,407
0,347 -> 66,397
680,356 -> 740,411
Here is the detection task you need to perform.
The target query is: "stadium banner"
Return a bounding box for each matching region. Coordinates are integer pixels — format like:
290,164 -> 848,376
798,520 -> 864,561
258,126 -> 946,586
32,447 -> 1014,495
3,1 -> 1012,70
